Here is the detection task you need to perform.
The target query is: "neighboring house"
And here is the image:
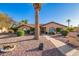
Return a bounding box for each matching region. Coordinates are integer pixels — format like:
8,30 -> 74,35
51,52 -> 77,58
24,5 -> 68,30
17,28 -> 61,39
18,24 -> 34,31
18,21 -> 67,34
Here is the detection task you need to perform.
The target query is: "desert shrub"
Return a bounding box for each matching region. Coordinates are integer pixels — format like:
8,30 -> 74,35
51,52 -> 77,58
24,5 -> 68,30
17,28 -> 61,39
60,30 -> 68,37
11,27 -> 18,33
56,28 -> 62,33
65,27 -> 74,32
16,30 -> 25,36
69,28 -> 74,32
8,29 -> 14,33
10,24 -> 18,33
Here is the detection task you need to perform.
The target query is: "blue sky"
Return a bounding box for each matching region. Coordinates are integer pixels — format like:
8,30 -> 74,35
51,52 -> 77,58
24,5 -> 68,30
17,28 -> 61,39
0,3 -> 79,26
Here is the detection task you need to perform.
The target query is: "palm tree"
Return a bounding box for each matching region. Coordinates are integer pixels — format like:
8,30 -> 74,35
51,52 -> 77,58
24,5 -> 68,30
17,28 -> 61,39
33,3 -> 41,40
21,19 -> 28,24
67,19 -> 71,28
19,19 -> 28,25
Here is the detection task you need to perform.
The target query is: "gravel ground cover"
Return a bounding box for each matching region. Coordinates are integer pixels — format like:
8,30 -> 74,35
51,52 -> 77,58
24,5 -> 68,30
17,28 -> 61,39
0,34 -> 64,56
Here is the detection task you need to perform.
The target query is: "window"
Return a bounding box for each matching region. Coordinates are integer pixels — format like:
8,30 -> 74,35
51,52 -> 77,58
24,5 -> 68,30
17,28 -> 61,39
49,28 -> 55,33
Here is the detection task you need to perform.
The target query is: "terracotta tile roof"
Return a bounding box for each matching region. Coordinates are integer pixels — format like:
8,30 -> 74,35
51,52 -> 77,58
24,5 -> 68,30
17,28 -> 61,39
18,24 -> 33,28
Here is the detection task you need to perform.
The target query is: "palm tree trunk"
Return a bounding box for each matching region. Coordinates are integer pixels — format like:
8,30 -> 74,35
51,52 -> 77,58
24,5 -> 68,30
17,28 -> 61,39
68,22 -> 70,29
68,22 -> 69,27
35,10 -> 40,40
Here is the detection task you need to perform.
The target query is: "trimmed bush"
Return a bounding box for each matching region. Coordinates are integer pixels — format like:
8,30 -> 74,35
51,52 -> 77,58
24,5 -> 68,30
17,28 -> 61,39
60,30 -> 68,37
16,30 -> 25,36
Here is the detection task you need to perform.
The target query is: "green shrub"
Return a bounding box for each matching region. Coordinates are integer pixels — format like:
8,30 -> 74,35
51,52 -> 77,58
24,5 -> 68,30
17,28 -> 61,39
60,30 -> 68,37
26,30 -> 30,34
56,28 -> 62,33
16,30 -> 25,36
23,30 -> 26,35
30,28 -> 35,35
30,28 -> 35,32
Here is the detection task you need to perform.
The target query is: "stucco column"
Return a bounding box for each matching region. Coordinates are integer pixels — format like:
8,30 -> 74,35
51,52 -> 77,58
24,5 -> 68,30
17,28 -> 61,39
46,27 -> 49,33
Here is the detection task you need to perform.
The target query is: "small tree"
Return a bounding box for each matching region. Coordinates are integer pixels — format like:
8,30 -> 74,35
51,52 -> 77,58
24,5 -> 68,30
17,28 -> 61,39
22,19 -> 28,24
19,19 -> 28,25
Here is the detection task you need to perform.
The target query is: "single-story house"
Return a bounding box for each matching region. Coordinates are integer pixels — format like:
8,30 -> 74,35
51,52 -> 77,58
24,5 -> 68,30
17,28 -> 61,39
17,24 -> 34,31
41,22 -> 67,33
18,21 -> 67,34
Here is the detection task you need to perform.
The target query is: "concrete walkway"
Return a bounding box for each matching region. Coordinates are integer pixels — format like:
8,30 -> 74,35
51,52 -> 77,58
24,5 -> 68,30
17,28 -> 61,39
44,35 -> 79,56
